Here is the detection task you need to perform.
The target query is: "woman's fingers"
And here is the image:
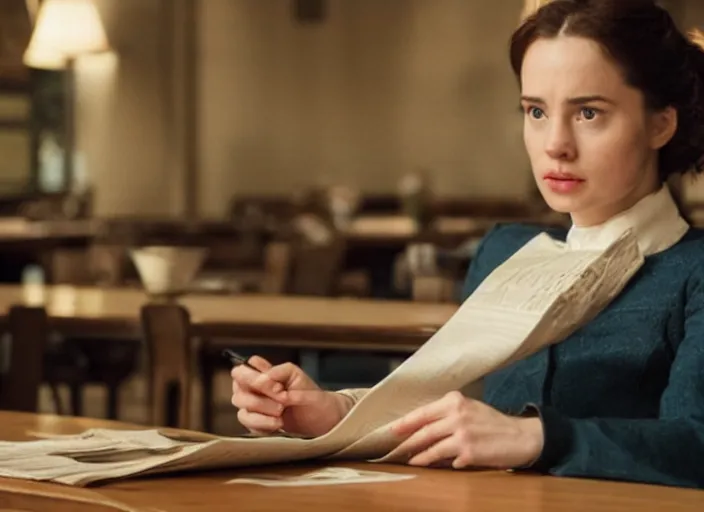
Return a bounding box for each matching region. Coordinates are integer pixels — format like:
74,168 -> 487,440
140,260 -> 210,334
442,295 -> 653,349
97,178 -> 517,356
266,362 -> 308,387
230,356 -> 327,437
232,388 -> 285,417
231,364 -> 285,401
237,408 -> 283,434
247,355 -> 273,372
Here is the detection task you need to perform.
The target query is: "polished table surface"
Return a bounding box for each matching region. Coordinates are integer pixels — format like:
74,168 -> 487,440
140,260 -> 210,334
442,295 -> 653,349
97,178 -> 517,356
0,412 -> 702,512
0,285 -> 457,351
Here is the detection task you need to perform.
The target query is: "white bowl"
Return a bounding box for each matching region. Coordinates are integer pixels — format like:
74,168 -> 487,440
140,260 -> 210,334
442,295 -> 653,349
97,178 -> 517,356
130,246 -> 207,296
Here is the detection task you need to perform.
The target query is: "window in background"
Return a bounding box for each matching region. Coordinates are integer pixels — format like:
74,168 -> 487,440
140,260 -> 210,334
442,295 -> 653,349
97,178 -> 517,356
0,0 -> 33,195
31,69 -> 66,193
0,93 -> 31,194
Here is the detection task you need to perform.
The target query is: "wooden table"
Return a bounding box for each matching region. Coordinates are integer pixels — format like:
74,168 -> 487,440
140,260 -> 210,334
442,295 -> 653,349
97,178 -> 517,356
0,283 -> 453,393
0,412 -> 701,512
0,286 -> 456,429
0,285 -> 457,352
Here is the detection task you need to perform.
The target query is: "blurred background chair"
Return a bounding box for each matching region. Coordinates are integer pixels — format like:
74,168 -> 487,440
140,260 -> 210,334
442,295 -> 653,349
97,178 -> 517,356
140,303 -> 193,429
0,305 -> 50,412
46,245 -> 141,419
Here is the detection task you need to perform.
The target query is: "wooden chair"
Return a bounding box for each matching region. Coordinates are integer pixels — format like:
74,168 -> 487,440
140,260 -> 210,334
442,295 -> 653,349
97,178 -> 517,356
48,247 -> 141,419
140,303 -> 193,429
401,242 -> 470,303
411,275 -> 458,303
0,306 -> 50,412
258,241 -> 292,295
288,235 -> 347,296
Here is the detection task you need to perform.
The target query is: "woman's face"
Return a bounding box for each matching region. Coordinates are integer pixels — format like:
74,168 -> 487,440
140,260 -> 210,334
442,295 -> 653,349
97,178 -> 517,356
520,35 -> 670,226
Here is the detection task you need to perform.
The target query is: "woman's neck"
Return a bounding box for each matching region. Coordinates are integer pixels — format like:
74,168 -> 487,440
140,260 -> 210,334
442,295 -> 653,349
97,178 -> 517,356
565,184 -> 689,257
571,174 -> 661,227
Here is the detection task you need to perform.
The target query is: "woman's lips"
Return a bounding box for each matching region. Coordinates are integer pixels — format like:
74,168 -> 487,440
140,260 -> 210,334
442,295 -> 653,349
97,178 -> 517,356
543,173 -> 585,194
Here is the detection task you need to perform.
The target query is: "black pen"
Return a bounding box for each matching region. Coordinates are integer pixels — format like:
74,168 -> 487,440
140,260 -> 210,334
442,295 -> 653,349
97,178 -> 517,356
222,349 -> 260,372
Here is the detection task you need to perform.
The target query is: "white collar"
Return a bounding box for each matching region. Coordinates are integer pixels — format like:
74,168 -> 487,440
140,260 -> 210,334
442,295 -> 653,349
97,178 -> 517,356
565,185 -> 689,256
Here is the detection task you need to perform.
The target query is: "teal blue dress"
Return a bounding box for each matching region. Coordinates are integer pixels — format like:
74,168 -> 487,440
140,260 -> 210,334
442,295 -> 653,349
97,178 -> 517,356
462,223 -> 704,489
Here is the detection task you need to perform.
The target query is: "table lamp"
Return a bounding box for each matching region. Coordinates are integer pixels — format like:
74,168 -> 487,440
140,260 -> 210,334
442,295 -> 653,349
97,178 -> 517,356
22,0 -> 111,193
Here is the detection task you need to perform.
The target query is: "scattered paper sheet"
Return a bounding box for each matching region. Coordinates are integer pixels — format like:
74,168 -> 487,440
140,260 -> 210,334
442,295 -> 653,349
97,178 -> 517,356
225,467 -> 415,487
0,230 -> 644,486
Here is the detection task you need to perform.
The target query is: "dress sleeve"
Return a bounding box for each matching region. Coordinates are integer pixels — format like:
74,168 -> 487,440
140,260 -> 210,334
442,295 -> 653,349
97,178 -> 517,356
335,388 -> 369,406
521,259 -> 704,489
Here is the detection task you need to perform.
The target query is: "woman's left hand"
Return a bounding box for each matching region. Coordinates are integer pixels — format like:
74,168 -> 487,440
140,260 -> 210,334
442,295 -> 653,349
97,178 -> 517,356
388,391 -> 544,469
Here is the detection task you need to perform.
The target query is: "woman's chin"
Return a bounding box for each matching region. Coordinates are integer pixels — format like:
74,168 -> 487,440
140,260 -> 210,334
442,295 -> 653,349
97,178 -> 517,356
542,195 -> 580,215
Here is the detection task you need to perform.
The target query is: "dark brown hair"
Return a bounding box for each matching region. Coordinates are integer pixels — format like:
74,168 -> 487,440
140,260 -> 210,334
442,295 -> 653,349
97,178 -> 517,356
510,0 -> 704,180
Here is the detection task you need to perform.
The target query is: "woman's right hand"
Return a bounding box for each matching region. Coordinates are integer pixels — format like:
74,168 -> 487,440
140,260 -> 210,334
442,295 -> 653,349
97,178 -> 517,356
231,356 -> 353,438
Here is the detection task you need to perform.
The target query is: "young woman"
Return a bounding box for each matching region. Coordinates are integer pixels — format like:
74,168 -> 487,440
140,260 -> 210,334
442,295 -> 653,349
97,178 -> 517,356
230,0 -> 704,489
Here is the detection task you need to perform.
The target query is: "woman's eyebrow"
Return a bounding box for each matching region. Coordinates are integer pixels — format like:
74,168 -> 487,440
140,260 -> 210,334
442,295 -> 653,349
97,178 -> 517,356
520,95 -> 615,105
520,96 -> 545,104
566,95 -> 616,105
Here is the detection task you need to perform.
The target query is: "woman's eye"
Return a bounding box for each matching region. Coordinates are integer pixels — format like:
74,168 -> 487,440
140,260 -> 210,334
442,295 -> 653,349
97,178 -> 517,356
527,107 -> 545,119
581,107 -> 599,120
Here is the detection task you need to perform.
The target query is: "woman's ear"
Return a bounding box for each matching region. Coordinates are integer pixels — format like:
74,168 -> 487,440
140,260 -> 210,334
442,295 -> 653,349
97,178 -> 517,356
649,106 -> 678,150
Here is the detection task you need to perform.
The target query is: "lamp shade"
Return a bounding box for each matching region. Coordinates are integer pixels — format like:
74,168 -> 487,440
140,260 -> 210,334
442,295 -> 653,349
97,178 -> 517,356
23,0 -> 110,69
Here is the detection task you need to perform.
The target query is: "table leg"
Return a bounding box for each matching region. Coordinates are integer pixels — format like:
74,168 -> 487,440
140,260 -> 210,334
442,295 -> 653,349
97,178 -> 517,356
200,346 -> 215,433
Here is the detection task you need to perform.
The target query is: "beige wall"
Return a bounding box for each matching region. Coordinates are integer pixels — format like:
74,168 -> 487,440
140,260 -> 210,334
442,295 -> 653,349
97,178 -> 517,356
77,0 -> 704,217
198,0 -> 530,217
77,0 -> 182,217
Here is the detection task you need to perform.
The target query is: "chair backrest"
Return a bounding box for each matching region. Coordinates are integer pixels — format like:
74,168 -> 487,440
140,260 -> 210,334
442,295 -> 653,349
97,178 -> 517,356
89,243 -> 128,286
404,243 -> 466,303
288,236 -> 346,296
140,303 -> 192,429
411,275 -> 457,303
260,229 -> 346,297
50,244 -> 128,286
259,241 -> 293,295
0,306 -> 50,412
286,214 -> 346,296
51,249 -> 92,285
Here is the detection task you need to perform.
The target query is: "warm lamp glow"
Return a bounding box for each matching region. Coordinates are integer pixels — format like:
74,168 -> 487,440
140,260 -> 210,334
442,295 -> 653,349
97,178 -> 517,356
23,0 -> 110,70
22,43 -> 66,70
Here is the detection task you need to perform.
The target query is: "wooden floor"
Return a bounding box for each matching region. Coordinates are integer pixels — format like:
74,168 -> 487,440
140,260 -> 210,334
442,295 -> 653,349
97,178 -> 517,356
37,370 -> 249,436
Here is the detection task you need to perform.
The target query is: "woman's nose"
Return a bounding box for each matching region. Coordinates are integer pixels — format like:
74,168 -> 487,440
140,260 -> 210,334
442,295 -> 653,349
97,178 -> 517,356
545,120 -> 577,161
